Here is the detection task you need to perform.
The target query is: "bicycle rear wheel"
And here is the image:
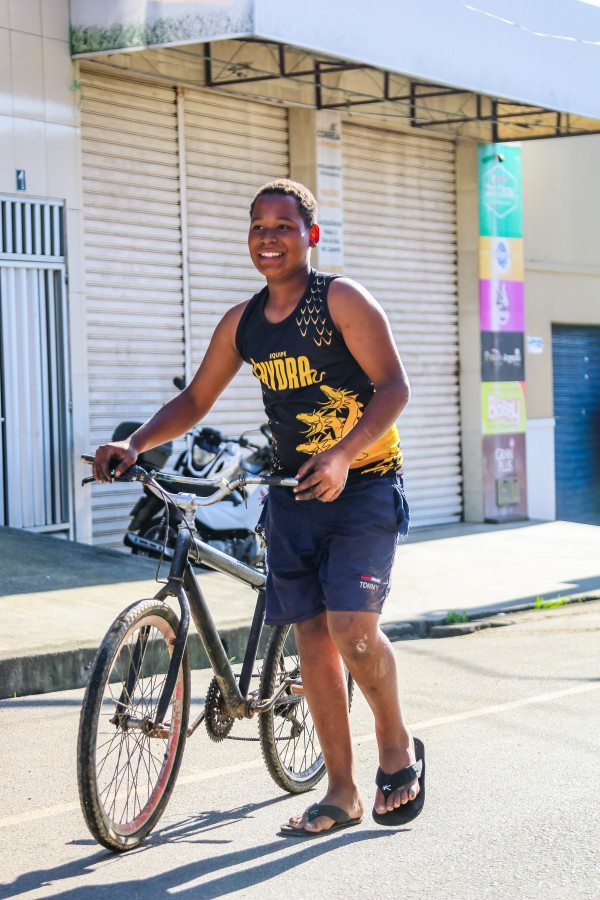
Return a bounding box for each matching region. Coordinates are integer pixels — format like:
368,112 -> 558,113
77,599 -> 190,852
258,624 -> 354,793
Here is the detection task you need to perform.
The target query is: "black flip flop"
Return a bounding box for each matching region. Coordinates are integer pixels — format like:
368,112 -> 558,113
280,803 -> 363,838
372,737 -> 425,826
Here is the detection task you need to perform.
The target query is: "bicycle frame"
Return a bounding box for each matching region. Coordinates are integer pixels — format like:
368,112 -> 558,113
143,498 -> 272,729
80,457 -> 298,733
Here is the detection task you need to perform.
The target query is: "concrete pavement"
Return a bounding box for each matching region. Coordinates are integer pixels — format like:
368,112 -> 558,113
1,519 -> 599,698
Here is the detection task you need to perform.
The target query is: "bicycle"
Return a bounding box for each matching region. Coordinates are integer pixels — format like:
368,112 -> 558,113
77,456 -> 354,852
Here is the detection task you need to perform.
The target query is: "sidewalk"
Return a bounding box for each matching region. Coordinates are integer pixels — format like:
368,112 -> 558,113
1,519 -> 599,698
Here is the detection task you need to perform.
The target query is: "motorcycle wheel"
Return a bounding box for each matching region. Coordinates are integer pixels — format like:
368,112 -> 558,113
133,521 -> 177,557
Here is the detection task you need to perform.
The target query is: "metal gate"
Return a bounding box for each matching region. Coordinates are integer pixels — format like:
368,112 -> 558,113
0,196 -> 71,532
552,323 -> 600,525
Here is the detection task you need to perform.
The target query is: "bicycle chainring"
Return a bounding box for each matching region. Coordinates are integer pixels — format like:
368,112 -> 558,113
205,677 -> 234,742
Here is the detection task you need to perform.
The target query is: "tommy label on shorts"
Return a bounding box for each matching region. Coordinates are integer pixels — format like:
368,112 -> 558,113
359,574 -> 383,591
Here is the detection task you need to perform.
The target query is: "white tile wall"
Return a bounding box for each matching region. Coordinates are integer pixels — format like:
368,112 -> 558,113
42,0 -> 70,41
0,113 -> 16,193
46,122 -> 79,206
8,0 -> 42,35
0,28 -> 13,116
2,0 -> 90,543
13,115 -> 48,194
43,37 -> 76,126
11,30 -> 45,119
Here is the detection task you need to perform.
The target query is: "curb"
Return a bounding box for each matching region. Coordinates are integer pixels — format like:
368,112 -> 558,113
2,594 -> 598,700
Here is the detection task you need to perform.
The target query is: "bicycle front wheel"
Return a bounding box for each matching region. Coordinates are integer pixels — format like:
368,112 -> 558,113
258,624 -> 354,793
77,599 -> 190,852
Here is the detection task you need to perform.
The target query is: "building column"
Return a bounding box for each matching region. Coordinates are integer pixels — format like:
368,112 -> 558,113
456,139 -> 485,521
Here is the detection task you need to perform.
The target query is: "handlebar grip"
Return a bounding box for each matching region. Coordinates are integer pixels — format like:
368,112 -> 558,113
262,476 -> 298,487
80,454 -> 148,483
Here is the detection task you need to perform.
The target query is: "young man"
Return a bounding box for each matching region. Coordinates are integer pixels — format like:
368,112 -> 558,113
92,179 -> 424,835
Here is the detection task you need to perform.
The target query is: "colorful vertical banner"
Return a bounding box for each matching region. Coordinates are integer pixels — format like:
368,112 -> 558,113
478,144 -> 527,521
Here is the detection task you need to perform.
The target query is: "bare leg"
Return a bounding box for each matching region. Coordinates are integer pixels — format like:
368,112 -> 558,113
327,610 -> 419,815
286,612 -> 364,833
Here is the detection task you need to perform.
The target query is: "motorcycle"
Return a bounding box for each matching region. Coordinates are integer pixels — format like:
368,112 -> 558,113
112,381 -> 274,566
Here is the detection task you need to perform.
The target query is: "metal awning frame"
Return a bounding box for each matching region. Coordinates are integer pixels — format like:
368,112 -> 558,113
202,38 -> 600,142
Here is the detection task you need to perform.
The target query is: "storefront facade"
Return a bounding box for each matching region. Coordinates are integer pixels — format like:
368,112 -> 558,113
1,1 -> 600,545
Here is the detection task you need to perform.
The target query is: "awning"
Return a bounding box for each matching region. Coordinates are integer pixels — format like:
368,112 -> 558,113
71,0 -> 600,141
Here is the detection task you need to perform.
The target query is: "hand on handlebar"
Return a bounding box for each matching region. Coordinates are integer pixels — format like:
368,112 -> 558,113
93,440 -> 139,483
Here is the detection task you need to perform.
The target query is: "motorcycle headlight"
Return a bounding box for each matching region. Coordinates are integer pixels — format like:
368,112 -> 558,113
193,445 -> 216,468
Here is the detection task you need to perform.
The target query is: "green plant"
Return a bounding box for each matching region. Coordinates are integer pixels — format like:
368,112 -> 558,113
534,594 -> 569,610
445,610 -> 468,624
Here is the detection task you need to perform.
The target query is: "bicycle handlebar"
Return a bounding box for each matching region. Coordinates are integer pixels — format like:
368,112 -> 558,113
80,454 -> 297,509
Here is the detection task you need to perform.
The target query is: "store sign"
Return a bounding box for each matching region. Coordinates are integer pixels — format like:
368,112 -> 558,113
479,237 -> 524,281
71,0 -> 252,54
481,332 -> 525,382
482,382 -> 526,435
315,110 -> 344,271
479,279 -> 524,332
478,144 -> 523,239
478,143 -> 527,519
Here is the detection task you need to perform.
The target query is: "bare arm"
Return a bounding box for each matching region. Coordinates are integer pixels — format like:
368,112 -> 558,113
295,278 -> 409,501
92,303 -> 246,482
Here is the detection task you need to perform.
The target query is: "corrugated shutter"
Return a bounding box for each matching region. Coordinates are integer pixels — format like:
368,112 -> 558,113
552,324 -> 600,525
342,123 -> 461,526
184,90 -> 288,429
80,69 -> 184,547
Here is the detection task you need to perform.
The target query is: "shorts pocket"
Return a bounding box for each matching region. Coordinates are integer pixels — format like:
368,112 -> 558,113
393,479 -> 410,542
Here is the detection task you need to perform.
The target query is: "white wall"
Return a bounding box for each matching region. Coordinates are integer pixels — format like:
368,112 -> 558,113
522,133 -> 600,521
0,0 -> 91,541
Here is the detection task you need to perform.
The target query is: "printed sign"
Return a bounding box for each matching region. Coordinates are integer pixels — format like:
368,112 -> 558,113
481,381 -> 526,435
478,144 -> 523,239
70,0 -> 253,55
527,336 -> 544,354
483,433 -> 527,519
479,237 -> 524,282
315,110 -> 344,271
479,279 -> 524,332
481,332 -> 525,382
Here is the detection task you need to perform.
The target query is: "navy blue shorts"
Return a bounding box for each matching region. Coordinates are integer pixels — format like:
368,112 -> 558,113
260,472 -> 410,626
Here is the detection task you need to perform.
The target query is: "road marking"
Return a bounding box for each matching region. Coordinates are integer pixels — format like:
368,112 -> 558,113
355,681 -> 600,745
1,682 -> 597,829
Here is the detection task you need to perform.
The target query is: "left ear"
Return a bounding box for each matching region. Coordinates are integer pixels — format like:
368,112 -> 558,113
308,224 -> 320,247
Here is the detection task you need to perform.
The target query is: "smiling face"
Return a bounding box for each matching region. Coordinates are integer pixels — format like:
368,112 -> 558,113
248,193 -> 320,283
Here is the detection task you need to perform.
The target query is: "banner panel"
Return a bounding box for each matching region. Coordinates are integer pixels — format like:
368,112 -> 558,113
478,237 -> 523,282
481,332 -> 525,382
479,279 -> 524,332
478,144 -> 523,239
481,381 -> 526,435
482,433 -> 528,520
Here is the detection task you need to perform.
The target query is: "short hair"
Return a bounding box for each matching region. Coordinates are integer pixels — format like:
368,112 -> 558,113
250,179 -> 318,227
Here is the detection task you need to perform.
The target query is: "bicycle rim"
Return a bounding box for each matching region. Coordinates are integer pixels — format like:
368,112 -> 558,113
77,600 -> 190,851
258,624 -> 354,793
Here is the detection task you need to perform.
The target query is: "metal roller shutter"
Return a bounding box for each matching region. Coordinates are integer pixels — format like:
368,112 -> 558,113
342,123 -> 461,526
552,324 -> 600,525
184,90 -> 288,430
80,69 -> 184,546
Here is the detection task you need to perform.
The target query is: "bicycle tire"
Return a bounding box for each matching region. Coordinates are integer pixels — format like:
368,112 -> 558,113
258,624 -> 354,793
77,599 -> 190,852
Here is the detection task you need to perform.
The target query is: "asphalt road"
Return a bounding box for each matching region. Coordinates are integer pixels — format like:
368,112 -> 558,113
1,602 -> 598,900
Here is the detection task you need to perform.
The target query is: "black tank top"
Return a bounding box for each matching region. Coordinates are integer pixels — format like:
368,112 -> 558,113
235,269 -> 402,478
